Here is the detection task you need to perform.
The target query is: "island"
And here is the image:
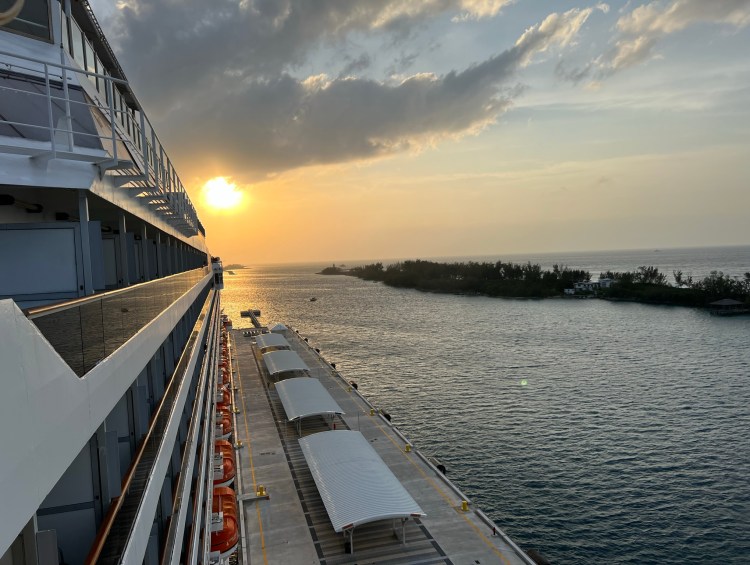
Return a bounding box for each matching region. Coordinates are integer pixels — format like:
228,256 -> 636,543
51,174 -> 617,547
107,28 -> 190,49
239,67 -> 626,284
224,263 -> 247,270
319,259 -> 750,310
317,264 -> 348,275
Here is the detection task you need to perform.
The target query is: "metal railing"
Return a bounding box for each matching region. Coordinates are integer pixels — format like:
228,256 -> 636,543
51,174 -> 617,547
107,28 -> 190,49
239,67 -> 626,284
0,47 -> 203,236
26,267 -> 211,376
86,288 -> 216,564
161,296 -> 219,564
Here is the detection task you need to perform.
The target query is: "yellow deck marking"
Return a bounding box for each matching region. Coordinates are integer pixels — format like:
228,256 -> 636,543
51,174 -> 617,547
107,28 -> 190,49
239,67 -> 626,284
232,334 -> 269,565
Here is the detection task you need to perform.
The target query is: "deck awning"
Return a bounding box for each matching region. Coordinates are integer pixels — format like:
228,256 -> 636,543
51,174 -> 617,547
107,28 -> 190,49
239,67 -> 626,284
275,377 -> 344,422
262,350 -> 309,376
299,430 -> 425,534
255,333 -> 290,352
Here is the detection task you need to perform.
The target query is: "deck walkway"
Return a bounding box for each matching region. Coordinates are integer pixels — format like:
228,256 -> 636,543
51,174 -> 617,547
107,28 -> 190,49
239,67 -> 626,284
229,326 -> 532,565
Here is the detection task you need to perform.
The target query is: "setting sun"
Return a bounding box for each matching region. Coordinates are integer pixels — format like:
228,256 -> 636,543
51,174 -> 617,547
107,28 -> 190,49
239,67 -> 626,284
202,177 -> 244,210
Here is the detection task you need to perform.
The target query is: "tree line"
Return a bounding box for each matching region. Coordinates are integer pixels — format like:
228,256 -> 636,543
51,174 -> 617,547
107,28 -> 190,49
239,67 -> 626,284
600,267 -> 750,306
349,260 -> 590,298
339,260 -> 750,306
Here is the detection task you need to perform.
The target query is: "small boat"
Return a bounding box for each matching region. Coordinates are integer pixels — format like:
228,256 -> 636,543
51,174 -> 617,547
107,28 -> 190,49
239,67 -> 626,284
213,440 -> 237,488
211,487 -> 239,559
310,297 -> 317,302
215,408 -> 234,440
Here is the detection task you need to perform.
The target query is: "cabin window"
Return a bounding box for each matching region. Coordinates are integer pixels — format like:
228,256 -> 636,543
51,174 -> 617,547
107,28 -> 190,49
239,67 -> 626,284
0,71 -> 102,149
0,0 -> 51,41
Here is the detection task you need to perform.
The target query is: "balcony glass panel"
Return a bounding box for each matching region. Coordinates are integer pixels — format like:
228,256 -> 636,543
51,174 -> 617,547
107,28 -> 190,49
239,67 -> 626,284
29,267 -> 211,376
71,22 -> 84,67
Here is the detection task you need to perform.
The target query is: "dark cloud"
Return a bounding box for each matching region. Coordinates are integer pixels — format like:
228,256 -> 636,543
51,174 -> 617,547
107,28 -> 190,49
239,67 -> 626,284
338,53 -> 372,78
100,1 -> 592,178
555,60 -> 593,84
386,51 -> 421,76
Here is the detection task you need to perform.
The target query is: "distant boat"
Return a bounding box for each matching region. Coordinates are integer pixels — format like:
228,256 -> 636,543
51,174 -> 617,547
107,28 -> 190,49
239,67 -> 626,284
310,297 -> 317,302
227,270 -> 235,275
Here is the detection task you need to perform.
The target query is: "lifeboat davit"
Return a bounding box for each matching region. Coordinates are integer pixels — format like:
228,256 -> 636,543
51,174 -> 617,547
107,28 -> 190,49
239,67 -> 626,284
213,440 -> 236,488
215,408 -> 233,440
211,486 -> 239,559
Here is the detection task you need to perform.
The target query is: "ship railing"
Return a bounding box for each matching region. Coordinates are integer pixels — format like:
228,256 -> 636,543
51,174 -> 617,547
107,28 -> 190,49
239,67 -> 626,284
0,48 -> 200,236
86,288 -> 217,564
162,293 -> 220,564
25,266 -> 211,377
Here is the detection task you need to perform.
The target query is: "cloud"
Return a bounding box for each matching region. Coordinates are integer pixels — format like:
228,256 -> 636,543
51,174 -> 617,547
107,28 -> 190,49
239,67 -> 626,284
572,0 -> 750,79
106,0 -> 511,105
514,7 -> 598,67
98,1 -> 591,178
338,53 -> 372,78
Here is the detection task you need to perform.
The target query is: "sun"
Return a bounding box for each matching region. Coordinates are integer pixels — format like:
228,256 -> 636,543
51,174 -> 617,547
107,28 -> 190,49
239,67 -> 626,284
202,177 -> 244,210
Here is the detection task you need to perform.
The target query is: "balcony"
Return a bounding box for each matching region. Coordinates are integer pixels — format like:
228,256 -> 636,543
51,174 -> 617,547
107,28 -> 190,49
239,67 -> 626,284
26,267 -> 211,377
0,47 -> 203,237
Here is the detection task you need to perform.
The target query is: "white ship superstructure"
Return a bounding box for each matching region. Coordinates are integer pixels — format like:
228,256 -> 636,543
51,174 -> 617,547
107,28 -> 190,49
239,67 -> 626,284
0,1 -> 226,562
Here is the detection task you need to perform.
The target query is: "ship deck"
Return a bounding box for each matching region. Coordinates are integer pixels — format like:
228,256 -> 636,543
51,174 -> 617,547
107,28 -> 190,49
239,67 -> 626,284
229,326 -> 531,565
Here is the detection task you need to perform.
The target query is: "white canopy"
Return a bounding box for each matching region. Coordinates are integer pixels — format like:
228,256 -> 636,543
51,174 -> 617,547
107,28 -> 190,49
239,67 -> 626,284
275,377 -> 344,422
255,333 -> 290,351
262,350 -> 309,376
299,430 -> 424,535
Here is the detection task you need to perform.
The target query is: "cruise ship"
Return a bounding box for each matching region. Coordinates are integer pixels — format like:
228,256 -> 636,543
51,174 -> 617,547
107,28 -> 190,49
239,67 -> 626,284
0,0 -> 225,562
0,2 -> 540,564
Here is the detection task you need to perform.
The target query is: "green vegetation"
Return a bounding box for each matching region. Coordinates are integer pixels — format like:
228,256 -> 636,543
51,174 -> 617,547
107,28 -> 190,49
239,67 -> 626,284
600,268 -> 750,306
333,260 -> 750,308
317,264 -> 348,275
348,260 -> 589,298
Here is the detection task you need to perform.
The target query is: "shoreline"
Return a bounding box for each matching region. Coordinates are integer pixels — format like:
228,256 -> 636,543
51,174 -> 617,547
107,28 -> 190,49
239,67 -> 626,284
317,263 -> 750,313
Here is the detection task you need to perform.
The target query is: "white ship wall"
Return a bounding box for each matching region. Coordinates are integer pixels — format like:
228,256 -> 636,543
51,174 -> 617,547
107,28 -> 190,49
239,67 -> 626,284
0,271 -> 212,556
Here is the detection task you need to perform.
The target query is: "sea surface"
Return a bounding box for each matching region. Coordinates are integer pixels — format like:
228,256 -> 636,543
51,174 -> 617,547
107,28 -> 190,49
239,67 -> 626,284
222,246 -> 750,564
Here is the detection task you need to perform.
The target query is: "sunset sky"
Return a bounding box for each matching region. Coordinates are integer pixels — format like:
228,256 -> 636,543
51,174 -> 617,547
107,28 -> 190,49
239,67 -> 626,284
91,0 -> 750,264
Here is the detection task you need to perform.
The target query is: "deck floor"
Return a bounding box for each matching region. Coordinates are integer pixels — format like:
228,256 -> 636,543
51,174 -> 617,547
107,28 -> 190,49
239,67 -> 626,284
229,326 -> 530,565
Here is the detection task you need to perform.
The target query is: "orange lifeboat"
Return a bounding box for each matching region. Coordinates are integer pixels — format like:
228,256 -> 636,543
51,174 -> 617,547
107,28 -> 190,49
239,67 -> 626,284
216,384 -> 232,409
215,407 -> 233,440
220,367 -> 231,385
213,440 -> 236,488
211,486 -> 239,559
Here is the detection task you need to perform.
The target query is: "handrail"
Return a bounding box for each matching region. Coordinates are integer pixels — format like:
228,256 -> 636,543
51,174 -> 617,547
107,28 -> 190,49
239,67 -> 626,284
24,266 -> 209,319
85,289 -> 216,564
0,48 -> 129,85
0,47 -> 201,235
161,301 -> 218,564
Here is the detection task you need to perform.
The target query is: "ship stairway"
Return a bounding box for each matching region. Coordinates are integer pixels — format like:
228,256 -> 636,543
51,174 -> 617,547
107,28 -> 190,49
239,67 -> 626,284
260,368 -> 452,565
87,291 -> 216,564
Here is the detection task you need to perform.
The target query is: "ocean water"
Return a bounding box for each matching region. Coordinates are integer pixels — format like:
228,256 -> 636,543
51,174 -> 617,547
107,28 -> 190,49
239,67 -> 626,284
222,246 -> 750,564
